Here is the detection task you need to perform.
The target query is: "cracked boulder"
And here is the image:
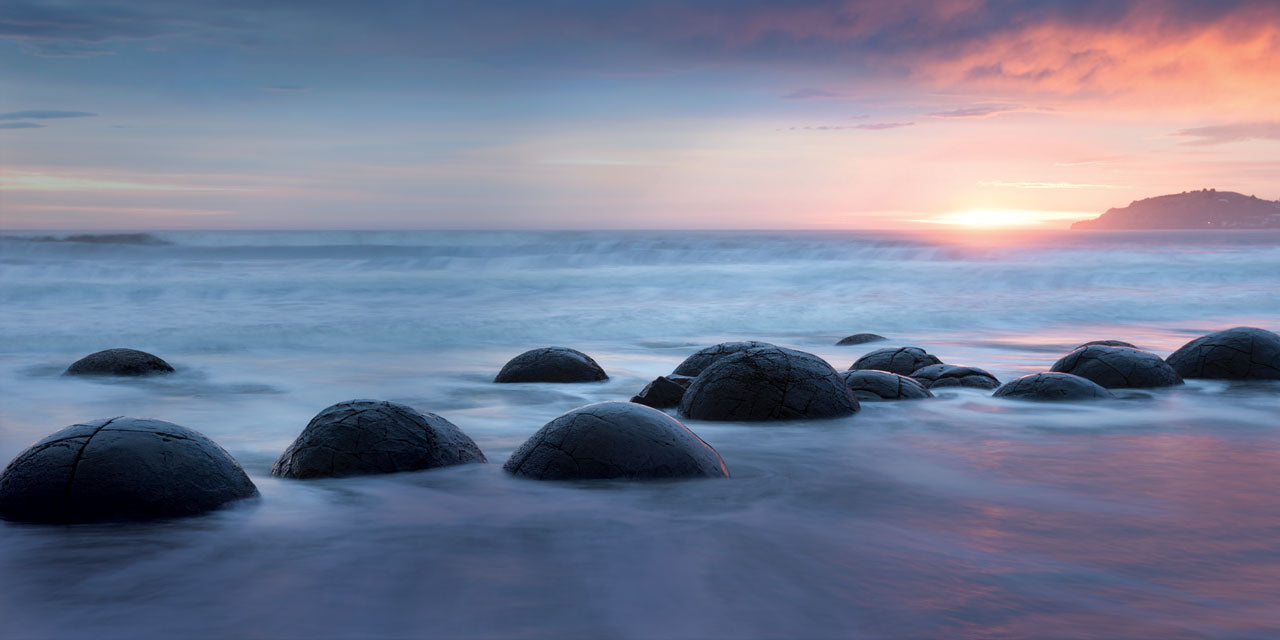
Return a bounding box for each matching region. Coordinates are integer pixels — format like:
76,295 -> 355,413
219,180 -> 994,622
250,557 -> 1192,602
840,370 -> 933,401
910,364 -> 1001,390
1050,345 -> 1183,389
0,417 -> 257,523
993,372 -> 1114,401
272,400 -> 486,479
680,345 -> 859,421
1165,326 -> 1280,380
849,347 -> 942,376
836,333 -> 886,346
63,348 -> 174,377
504,402 -> 728,480
630,376 -> 686,409
494,347 -> 607,383
1076,340 -> 1139,350
672,341 -> 774,377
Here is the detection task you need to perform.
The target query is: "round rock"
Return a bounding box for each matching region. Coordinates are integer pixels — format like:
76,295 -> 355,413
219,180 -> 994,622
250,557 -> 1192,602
680,345 -> 859,421
910,364 -> 1001,390
672,341 -> 773,377
504,402 -> 728,480
272,400 -> 486,479
630,376 -> 686,409
494,347 -> 607,383
1050,345 -> 1183,389
836,333 -> 886,346
0,417 -> 257,524
993,372 -> 1114,401
1165,326 -> 1280,380
849,347 -> 942,376
1076,340 -> 1139,350
840,370 -> 933,401
63,348 -> 174,377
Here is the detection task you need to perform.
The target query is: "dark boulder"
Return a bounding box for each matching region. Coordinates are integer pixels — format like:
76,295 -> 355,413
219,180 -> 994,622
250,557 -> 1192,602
0,417 -> 257,524
993,372 -> 1114,401
494,347 -> 607,383
680,346 -> 859,421
1076,340 -> 1139,350
910,364 -> 1001,390
840,370 -> 933,401
672,341 -> 773,377
504,402 -> 728,480
1050,346 -> 1183,389
272,400 -> 486,479
1165,326 -> 1280,380
836,333 -> 887,346
63,348 -> 174,377
630,376 -> 686,409
849,347 -> 942,376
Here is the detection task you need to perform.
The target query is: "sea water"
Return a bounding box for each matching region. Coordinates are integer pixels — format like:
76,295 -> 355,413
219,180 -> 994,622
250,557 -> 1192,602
0,230 -> 1277,639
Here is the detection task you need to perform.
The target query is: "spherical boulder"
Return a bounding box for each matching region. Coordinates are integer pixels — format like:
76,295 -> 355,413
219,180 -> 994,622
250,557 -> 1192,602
849,347 -> 942,376
836,333 -> 886,346
494,347 -> 607,383
1076,340 -> 1139,350
63,348 -> 174,377
0,417 -> 257,524
840,370 -> 932,401
504,402 -> 728,480
272,400 -> 486,479
993,372 -> 1114,401
1165,326 -> 1280,380
672,341 -> 773,377
680,346 -> 859,421
910,364 -> 1001,390
1050,345 -> 1183,389
630,376 -> 686,409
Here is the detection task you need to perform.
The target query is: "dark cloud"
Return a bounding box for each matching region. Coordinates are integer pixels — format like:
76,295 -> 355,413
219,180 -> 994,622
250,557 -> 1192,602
927,104 -> 1020,118
0,110 -> 97,120
0,122 -> 43,129
1172,122 -> 1280,145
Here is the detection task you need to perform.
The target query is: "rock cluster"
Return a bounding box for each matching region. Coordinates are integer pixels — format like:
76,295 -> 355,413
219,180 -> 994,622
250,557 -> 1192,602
0,417 -> 257,523
63,348 -> 174,377
993,372 -> 1114,401
1165,327 -> 1280,380
494,347 -> 607,383
504,402 -> 728,480
840,370 -> 933,401
680,345 -> 859,421
272,400 -> 486,479
1050,345 -> 1183,389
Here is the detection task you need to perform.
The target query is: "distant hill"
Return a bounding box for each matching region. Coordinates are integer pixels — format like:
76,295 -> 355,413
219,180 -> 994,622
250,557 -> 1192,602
1071,189 -> 1280,230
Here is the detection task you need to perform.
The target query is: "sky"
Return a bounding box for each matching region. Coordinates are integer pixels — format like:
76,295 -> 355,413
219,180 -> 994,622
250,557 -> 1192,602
1,0 -> 1278,230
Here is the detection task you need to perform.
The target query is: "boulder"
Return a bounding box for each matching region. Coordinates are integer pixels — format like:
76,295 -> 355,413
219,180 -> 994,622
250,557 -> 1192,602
0,417 -> 257,523
836,333 -> 887,346
993,372 -> 1114,401
680,346 -> 859,421
1165,326 -> 1280,380
1050,345 -> 1183,389
849,347 -> 942,376
504,402 -> 728,480
272,400 -> 486,479
910,364 -> 1001,390
840,370 -> 933,401
63,348 -> 174,377
630,376 -> 686,409
494,347 -> 607,383
1076,340 -> 1139,350
672,341 -> 773,377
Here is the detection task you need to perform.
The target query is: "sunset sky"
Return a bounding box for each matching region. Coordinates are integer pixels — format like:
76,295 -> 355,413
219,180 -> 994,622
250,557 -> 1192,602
1,0 -> 1278,230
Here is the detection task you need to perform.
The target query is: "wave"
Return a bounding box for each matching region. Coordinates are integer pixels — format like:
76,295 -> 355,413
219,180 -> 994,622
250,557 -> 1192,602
1,232 -> 171,245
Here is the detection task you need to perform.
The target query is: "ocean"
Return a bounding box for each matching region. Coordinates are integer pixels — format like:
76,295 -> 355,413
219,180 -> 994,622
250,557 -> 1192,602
1,229 -> 1278,639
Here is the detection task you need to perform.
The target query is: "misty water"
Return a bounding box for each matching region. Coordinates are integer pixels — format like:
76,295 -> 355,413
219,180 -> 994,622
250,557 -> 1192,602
1,230 -> 1278,639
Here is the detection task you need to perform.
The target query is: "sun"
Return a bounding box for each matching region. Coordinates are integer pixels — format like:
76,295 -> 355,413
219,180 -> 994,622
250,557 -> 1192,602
917,208 -> 1095,228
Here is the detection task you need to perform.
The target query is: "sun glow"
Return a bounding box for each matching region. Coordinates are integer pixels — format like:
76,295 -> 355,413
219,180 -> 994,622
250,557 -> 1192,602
917,209 -> 1095,228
